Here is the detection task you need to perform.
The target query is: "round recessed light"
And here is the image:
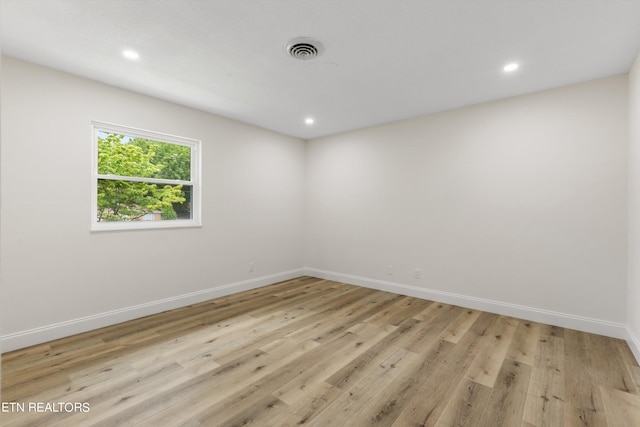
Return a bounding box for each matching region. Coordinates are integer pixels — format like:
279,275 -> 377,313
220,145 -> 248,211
503,62 -> 519,73
305,117 -> 315,125
122,49 -> 140,60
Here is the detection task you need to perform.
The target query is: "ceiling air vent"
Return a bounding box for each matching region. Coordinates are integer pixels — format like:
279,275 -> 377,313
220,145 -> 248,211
286,37 -> 324,60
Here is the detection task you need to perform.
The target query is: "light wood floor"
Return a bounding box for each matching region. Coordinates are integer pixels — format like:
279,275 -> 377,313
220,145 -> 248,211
2,276 -> 640,426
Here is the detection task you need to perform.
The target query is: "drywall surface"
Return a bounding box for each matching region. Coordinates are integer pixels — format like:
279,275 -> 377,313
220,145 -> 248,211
0,57 -> 306,347
1,56 -> 631,350
628,51 -> 640,358
306,75 -> 628,325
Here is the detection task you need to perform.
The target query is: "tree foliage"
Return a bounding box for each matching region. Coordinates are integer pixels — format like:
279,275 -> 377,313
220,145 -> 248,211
97,134 -> 190,222
127,137 -> 191,180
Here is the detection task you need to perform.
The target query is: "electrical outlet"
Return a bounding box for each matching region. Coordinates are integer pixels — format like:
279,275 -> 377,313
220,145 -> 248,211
414,268 -> 421,279
249,262 -> 255,273
387,265 -> 393,275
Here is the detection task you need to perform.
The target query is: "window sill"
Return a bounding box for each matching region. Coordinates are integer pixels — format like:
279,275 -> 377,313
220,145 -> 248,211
90,220 -> 202,232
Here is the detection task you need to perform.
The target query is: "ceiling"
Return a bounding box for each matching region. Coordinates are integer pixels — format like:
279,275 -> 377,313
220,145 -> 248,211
2,0 -> 640,140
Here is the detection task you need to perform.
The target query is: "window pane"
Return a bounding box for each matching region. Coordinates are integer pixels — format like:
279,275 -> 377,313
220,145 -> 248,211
97,179 -> 192,222
97,132 -> 191,181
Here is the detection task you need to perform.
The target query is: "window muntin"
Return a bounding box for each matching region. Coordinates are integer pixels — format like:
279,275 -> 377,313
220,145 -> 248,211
91,121 -> 201,231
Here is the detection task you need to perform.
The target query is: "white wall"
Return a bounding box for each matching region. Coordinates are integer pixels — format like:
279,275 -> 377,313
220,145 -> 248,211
1,56 -> 634,352
0,57 -> 306,350
306,75 -> 629,335
628,52 -> 640,361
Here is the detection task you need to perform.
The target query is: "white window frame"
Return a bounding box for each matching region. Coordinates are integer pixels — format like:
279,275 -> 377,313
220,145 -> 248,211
91,121 -> 202,231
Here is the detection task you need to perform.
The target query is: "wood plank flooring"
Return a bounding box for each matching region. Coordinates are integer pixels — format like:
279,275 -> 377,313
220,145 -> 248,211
2,276 -> 639,426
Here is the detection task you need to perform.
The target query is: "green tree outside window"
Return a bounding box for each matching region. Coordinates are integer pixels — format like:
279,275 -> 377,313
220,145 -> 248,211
97,133 -> 191,222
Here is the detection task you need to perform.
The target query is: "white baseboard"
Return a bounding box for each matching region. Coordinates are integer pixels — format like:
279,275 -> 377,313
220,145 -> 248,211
626,327 -> 640,365
305,268 -> 630,341
5,267 -> 638,365
1,268 -> 305,353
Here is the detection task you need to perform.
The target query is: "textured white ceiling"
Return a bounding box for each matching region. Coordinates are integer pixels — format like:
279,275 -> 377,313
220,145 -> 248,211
2,0 -> 640,139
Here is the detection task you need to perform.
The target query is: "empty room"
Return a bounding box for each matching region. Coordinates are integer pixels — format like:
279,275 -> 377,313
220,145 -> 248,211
2,1 -> 640,425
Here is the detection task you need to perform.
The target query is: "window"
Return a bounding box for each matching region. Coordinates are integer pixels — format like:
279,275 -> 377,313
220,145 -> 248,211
91,121 -> 201,231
